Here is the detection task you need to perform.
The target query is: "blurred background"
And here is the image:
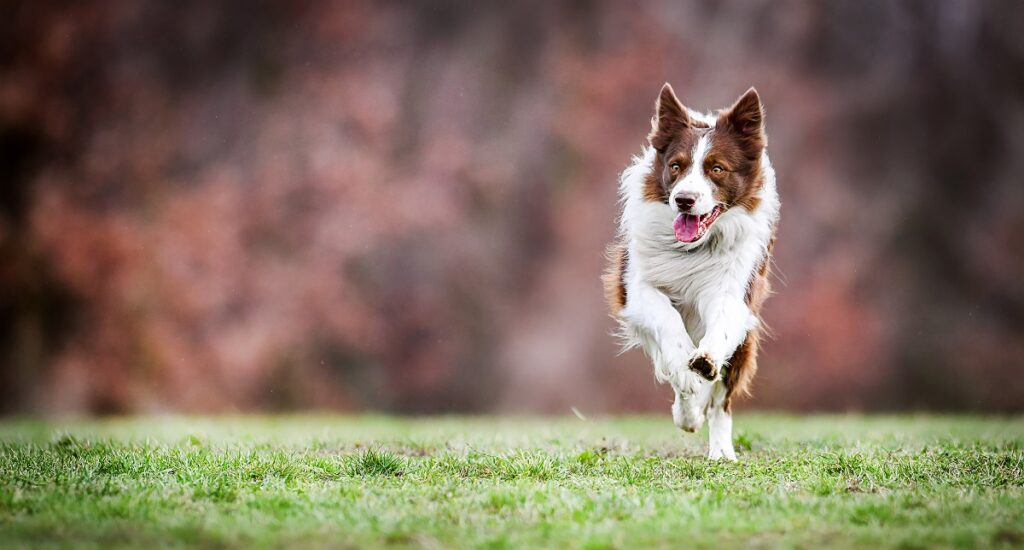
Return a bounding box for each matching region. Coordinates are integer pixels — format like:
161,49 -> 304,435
1,0 -> 1023,416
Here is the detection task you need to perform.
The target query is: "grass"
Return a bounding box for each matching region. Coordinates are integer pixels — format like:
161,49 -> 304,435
1,414 -> 1023,548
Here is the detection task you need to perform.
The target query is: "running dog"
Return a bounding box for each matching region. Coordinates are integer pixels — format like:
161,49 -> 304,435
603,84 -> 779,460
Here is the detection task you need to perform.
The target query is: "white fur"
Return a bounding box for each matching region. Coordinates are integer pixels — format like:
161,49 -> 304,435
615,110 -> 779,460
707,383 -> 736,460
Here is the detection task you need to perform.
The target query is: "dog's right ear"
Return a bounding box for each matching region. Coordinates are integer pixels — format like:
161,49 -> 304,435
649,83 -> 690,151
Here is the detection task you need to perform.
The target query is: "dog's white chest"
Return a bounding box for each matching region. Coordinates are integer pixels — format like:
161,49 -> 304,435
635,215 -> 766,299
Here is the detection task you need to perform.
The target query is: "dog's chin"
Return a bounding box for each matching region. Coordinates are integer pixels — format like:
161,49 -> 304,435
672,206 -> 722,244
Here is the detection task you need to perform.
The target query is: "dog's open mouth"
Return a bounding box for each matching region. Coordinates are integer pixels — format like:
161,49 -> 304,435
673,206 -> 722,243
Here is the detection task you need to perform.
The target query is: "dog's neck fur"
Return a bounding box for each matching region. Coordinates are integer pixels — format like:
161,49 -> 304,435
618,137 -> 778,299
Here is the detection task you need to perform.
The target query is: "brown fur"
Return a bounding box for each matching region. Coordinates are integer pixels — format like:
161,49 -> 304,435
602,239 -> 628,315
648,83 -> 691,151
723,233 -> 776,411
713,88 -> 767,213
642,170 -> 669,203
644,85 -> 702,204
706,129 -> 763,213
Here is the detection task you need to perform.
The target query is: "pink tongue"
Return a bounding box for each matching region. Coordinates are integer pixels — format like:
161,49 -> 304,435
673,213 -> 701,242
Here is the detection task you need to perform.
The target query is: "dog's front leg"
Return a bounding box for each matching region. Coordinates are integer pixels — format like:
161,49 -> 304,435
706,383 -> 737,460
621,281 -> 693,386
689,295 -> 757,381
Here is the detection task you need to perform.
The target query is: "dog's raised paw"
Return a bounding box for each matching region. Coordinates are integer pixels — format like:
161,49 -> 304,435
688,352 -> 718,381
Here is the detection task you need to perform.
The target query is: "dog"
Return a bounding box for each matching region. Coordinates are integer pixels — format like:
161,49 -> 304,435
603,83 -> 779,460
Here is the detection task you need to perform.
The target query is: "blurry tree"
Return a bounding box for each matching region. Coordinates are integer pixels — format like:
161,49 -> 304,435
0,0 -> 1021,414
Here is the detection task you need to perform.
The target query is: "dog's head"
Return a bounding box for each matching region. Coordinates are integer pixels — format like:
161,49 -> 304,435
644,83 -> 767,244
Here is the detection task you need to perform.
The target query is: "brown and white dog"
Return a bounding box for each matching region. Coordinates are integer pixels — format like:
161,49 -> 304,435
604,84 -> 779,460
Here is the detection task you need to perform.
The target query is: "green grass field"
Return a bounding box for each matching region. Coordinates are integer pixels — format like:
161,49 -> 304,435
1,414 -> 1023,548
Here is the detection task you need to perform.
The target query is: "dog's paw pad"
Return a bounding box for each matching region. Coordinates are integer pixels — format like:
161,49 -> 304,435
688,353 -> 718,381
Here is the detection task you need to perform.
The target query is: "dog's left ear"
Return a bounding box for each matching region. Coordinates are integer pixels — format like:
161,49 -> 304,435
719,87 -> 766,152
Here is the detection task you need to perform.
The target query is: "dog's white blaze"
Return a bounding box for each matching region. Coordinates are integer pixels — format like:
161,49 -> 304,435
669,133 -> 716,216
614,108 -> 779,459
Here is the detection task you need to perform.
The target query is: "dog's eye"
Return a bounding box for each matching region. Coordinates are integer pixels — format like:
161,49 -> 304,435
711,165 -> 725,174
669,162 -> 681,175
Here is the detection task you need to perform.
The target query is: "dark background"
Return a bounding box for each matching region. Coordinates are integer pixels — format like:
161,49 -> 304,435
2,0 -> 1022,415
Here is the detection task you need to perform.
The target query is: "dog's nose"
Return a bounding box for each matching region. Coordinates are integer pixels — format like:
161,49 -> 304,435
674,193 -> 698,211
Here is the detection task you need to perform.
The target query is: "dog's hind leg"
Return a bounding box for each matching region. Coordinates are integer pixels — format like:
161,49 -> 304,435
707,382 -> 737,461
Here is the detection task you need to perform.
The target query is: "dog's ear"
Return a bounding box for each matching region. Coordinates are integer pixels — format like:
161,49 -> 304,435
649,83 -> 690,151
719,87 -> 765,153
